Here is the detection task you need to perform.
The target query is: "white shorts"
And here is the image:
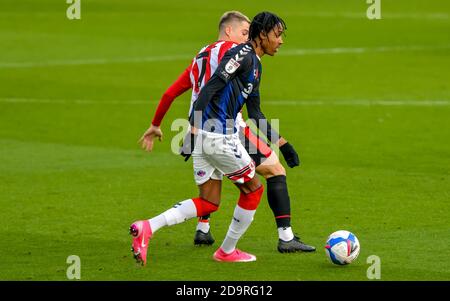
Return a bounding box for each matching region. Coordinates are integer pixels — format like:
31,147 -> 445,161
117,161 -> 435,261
192,130 -> 256,185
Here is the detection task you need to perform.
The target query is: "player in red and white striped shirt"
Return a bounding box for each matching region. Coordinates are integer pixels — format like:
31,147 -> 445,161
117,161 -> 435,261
140,11 -> 315,253
188,40 -> 237,116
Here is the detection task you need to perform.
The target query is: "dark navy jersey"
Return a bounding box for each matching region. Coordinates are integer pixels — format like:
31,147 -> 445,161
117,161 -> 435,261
191,42 -> 279,139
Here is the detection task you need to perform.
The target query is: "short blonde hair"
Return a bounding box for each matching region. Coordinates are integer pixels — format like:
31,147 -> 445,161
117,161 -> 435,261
219,11 -> 250,32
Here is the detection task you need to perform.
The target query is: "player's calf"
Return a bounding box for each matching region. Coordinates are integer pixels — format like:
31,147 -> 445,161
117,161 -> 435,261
217,181 -> 264,258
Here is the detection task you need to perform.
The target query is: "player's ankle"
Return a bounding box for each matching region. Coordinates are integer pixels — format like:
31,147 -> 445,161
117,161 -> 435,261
196,219 -> 210,233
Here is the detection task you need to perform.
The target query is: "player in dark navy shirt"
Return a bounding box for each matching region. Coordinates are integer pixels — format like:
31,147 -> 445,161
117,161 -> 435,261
191,41 -> 279,141
130,13 -> 314,266
190,11 -> 315,253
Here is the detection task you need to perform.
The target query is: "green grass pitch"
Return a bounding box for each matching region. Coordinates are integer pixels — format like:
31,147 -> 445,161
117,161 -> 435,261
0,0 -> 449,280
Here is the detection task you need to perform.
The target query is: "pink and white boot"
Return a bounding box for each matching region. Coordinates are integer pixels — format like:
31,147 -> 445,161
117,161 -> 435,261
213,247 -> 256,262
129,220 -> 153,266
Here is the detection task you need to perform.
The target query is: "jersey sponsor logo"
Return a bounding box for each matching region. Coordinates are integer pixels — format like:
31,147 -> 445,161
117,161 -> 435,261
225,58 -> 240,74
223,44 -> 252,77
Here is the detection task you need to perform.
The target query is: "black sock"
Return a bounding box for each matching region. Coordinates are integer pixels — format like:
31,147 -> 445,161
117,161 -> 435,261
266,175 -> 292,228
199,214 -> 210,222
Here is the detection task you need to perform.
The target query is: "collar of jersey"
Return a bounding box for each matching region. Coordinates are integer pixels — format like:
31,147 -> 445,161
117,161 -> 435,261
245,41 -> 261,61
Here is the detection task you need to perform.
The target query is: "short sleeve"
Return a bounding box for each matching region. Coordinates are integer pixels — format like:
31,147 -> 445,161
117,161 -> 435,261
215,47 -> 253,83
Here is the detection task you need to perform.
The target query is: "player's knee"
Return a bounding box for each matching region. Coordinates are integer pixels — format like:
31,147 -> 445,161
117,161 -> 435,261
238,175 -> 261,194
192,197 -> 219,217
272,162 -> 286,176
237,185 -> 264,210
258,162 -> 286,179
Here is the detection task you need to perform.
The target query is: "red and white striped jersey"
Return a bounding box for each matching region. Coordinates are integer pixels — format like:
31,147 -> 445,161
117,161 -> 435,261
151,40 -> 245,128
188,40 -> 237,116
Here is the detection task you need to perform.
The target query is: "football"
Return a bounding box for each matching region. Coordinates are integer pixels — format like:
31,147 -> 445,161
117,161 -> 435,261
325,230 -> 360,265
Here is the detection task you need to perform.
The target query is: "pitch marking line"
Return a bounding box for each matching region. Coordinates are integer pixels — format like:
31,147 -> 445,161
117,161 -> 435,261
284,12 -> 450,20
1,45 -> 449,69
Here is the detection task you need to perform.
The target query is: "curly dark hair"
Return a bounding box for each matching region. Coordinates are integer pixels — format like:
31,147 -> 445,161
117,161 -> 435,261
249,11 -> 287,41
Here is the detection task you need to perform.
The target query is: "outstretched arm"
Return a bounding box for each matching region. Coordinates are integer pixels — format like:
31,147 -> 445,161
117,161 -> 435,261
246,93 -> 282,145
141,65 -> 192,152
151,65 -> 192,127
246,94 -> 300,167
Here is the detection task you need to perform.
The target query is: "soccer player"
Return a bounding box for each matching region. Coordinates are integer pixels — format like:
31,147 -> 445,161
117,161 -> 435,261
130,11 -> 291,265
130,11 -> 272,265
141,11 -> 315,253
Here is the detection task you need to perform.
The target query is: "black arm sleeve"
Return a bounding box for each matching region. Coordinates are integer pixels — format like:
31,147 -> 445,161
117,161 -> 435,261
246,94 -> 282,144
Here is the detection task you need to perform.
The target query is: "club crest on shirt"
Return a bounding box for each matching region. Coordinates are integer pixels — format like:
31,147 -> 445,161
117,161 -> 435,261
225,58 -> 240,74
196,170 -> 206,177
